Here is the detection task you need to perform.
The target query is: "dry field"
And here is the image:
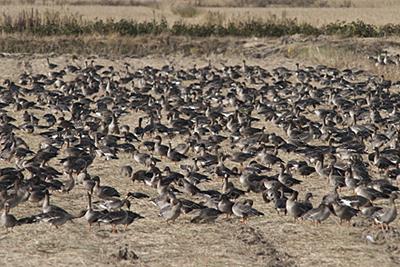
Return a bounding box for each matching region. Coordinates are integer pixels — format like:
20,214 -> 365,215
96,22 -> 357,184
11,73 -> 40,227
2,0 -> 400,26
0,36 -> 399,267
1,1 -> 400,267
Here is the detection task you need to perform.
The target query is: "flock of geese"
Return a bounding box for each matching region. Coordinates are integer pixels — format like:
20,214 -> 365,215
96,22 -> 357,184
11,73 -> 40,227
368,51 -> 400,66
0,57 -> 400,234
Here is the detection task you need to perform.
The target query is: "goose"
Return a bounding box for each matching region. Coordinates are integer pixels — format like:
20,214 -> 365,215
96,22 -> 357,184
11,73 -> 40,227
302,201 -> 332,225
178,177 -> 202,196
179,198 -> 206,214
370,179 -> 399,195
42,190 -> 70,214
373,193 -> 398,230
257,147 -> 283,167
360,202 -> 383,219
222,175 -> 245,199
373,147 -> 396,172
215,155 -> 236,178
277,163 -> 302,187
290,160 -> 315,177
92,176 -> 120,200
60,173 -> 75,193
153,135 -> 168,158
167,142 -> 188,162
328,165 -> 346,190
344,168 -> 359,191
339,194 -> 370,209
245,160 -> 271,174
354,184 -> 389,202
286,191 -> 311,221
159,197 -> 182,223
239,170 -> 266,193
331,199 -> 359,225
133,149 -> 156,166
96,194 -> 131,211
120,165 -> 133,179
183,169 -> 211,185
0,202 -> 18,231
195,145 -> 219,167
226,151 -> 254,168
46,58 -> 58,70
27,187 -> 47,203
80,192 -> 107,230
98,209 -> 144,232
190,208 -> 222,224
217,194 -> 234,217
232,199 -> 264,223
268,189 -> 287,215
35,207 -> 75,228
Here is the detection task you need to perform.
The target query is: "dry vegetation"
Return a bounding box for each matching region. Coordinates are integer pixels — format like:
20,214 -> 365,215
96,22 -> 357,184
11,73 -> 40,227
1,0 -> 400,25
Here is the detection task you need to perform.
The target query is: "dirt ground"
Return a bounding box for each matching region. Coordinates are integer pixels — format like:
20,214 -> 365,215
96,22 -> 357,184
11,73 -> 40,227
1,37 -> 400,267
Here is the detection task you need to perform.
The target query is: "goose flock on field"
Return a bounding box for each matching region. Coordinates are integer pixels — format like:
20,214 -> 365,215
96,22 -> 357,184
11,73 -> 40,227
1,57 -> 400,234
368,51 -> 400,66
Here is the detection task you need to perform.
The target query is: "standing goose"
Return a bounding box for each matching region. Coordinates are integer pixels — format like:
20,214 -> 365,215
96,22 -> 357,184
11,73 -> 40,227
1,202 -> 18,231
354,184 -> 389,202
331,199 -> 359,225
286,191 -> 311,221
222,175 -> 245,199
42,190 -> 69,214
81,192 -> 106,230
328,165 -> 346,190
227,151 -> 254,168
35,208 -> 75,228
232,199 -> 264,223
373,147 -> 396,173
159,197 -> 182,223
257,147 -> 283,168
302,201 -> 332,225
133,149 -> 155,166
46,58 -> 58,70
92,176 -> 120,200
373,193 -> 398,230
98,209 -> 144,232
37,191 -> 75,228
344,168 -> 359,191
215,155 -> 236,178
269,189 -> 287,215
154,135 -> 168,158
60,172 -> 75,193
97,193 -> 131,211
190,208 -> 222,224
278,163 -> 302,187
167,142 -> 188,162
120,165 -> 133,179
217,194 -> 234,218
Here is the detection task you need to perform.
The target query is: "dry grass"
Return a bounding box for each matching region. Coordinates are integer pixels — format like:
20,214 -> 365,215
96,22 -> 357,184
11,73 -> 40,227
0,0 -> 400,8
285,37 -> 400,80
2,3 -> 400,26
1,34 -> 400,79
